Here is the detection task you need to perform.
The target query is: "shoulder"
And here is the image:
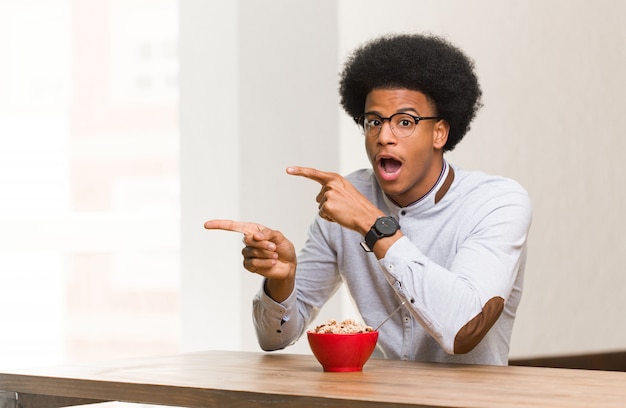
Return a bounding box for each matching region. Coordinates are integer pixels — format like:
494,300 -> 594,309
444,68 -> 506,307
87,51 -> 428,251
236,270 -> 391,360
453,165 -> 530,200
344,169 -> 381,198
452,165 -> 532,221
345,168 -> 375,184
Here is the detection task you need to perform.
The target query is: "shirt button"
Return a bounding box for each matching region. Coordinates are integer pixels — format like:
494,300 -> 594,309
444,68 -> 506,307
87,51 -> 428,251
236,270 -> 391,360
400,210 -> 406,216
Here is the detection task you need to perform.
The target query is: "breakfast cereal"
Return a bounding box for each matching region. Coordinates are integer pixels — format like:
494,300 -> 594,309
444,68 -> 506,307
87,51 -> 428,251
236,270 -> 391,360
310,318 -> 374,334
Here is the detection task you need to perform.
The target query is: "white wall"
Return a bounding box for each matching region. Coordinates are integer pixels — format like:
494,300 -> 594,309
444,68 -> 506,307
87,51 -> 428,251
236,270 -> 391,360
180,0 -> 343,354
181,0 -> 626,359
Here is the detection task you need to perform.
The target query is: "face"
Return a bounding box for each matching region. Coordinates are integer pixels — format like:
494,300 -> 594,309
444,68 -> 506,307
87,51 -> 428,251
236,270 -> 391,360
364,88 -> 449,207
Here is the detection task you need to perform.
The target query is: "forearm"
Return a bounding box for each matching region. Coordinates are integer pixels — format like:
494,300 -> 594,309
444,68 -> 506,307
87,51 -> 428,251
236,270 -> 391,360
264,275 -> 295,303
380,237 -> 522,355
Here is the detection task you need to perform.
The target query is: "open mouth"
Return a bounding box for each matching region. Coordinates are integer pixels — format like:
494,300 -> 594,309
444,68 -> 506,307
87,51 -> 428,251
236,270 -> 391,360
377,157 -> 402,181
380,157 -> 402,174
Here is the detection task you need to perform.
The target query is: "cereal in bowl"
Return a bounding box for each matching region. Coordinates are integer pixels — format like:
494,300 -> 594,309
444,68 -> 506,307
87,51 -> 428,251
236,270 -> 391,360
310,318 -> 374,334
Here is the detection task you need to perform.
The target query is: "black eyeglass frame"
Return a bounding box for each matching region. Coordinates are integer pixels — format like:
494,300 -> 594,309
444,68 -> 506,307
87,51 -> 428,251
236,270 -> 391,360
354,112 -> 442,138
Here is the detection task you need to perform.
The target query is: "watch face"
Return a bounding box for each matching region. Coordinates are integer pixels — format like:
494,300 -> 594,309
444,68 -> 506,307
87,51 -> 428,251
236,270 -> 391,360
376,217 -> 399,235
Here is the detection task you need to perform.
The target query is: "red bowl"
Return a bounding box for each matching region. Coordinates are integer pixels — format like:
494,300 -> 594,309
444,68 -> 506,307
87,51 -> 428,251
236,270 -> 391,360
307,331 -> 378,372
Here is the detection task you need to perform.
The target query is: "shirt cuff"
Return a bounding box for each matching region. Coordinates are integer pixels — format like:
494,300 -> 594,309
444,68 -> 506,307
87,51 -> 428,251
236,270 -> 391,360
256,279 -> 298,323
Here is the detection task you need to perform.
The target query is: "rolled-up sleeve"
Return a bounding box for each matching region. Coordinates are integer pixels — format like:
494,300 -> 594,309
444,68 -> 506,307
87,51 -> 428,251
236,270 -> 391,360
252,283 -> 300,351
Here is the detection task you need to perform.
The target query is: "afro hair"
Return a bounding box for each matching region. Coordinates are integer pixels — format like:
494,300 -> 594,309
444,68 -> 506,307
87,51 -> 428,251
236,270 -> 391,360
339,33 -> 482,152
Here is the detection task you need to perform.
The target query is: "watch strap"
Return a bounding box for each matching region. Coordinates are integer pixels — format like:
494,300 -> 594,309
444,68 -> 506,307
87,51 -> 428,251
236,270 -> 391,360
361,216 -> 399,252
363,227 -> 382,252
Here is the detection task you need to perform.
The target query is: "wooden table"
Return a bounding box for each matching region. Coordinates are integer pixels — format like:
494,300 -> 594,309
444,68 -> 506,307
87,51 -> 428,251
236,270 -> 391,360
1,350 -> 626,408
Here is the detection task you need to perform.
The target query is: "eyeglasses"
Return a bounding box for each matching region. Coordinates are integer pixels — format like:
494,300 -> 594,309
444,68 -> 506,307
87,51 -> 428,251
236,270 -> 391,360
355,112 -> 441,138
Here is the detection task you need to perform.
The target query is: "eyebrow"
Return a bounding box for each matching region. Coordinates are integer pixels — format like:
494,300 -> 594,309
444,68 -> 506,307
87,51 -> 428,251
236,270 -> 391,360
364,107 -> 421,116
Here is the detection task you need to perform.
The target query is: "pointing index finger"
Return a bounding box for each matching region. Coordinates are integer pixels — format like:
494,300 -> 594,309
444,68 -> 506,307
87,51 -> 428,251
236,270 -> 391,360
286,166 -> 334,185
204,219 -> 262,235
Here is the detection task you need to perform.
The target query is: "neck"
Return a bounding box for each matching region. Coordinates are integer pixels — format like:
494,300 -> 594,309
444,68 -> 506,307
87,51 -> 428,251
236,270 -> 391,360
388,159 -> 447,208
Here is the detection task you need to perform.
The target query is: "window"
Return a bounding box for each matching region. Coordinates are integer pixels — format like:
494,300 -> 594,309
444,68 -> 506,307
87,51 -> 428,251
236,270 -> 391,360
0,0 -> 180,368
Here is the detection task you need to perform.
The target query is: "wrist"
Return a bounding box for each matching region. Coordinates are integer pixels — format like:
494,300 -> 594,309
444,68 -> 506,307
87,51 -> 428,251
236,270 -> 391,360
361,216 -> 400,252
358,211 -> 385,236
264,270 -> 295,303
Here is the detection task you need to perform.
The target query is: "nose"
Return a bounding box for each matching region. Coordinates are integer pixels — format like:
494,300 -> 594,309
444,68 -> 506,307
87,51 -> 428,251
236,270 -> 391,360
376,120 -> 398,144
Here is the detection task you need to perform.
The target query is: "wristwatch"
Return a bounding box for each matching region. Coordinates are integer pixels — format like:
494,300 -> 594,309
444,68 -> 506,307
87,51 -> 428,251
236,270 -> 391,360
360,216 -> 400,252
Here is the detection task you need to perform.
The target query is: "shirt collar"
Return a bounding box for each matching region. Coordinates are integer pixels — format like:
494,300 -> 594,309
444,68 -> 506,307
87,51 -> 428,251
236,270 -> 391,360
383,160 -> 455,210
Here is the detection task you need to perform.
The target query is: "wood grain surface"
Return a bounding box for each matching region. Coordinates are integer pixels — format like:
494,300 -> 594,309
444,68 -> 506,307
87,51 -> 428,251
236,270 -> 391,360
1,350 -> 626,407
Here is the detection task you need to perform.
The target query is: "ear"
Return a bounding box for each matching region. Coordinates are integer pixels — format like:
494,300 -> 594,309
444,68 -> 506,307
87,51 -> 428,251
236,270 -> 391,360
432,119 -> 450,150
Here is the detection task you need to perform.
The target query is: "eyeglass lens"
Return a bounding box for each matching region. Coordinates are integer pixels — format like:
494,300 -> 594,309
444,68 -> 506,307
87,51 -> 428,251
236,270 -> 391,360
361,113 -> 418,138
